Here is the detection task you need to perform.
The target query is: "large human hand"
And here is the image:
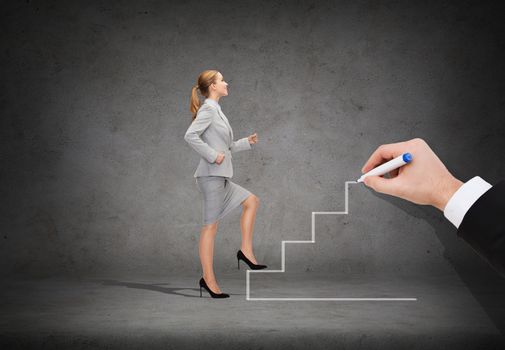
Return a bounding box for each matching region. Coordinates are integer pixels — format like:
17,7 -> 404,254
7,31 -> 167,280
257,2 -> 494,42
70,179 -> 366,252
361,138 -> 463,211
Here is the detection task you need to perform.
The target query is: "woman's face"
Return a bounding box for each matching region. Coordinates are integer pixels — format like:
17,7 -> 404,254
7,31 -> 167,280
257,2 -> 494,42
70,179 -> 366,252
211,72 -> 228,97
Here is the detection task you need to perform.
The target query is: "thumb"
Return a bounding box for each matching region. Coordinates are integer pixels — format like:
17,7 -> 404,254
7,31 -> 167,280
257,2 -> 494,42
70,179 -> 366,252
363,176 -> 397,196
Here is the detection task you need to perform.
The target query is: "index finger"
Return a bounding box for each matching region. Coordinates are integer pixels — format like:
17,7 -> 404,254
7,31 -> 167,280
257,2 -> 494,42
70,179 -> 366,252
361,141 -> 406,173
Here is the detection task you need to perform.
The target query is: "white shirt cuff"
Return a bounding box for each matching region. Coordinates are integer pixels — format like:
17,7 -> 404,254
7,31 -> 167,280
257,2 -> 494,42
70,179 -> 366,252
444,176 -> 492,229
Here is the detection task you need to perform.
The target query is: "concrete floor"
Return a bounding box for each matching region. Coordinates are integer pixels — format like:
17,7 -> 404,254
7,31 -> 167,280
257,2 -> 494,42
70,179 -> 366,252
1,271 -> 504,349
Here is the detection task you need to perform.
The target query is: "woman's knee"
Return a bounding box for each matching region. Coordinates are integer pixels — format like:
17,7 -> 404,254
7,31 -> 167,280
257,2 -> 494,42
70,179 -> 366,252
202,221 -> 218,232
244,194 -> 260,208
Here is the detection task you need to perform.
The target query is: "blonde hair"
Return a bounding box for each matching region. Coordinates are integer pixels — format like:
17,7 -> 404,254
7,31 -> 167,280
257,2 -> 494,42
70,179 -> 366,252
190,70 -> 219,121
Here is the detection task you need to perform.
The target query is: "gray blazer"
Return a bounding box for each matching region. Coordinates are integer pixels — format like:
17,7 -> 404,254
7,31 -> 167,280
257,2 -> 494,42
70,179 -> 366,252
184,98 -> 252,178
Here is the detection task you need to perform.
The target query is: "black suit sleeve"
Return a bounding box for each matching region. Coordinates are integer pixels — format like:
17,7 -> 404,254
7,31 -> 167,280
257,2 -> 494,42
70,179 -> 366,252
457,180 -> 505,278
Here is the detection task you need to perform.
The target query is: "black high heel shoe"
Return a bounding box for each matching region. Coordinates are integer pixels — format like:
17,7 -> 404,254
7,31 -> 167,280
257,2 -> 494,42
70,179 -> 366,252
199,277 -> 230,298
237,250 -> 267,270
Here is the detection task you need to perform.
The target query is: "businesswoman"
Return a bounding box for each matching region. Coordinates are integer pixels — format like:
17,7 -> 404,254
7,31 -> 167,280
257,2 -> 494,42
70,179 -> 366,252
184,70 -> 267,299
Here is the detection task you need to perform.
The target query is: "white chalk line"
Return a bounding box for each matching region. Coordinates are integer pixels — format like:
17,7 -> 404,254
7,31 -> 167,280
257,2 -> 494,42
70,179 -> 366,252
246,181 -> 418,301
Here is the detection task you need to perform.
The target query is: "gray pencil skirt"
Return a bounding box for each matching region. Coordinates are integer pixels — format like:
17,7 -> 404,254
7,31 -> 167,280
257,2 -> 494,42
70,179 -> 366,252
195,176 -> 252,226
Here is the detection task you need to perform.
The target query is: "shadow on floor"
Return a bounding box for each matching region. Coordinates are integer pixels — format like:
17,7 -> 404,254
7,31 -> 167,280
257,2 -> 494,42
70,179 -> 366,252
95,279 -> 242,298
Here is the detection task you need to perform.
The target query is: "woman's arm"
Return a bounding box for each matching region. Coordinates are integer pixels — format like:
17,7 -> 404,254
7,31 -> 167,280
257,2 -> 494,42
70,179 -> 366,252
230,137 -> 251,153
184,105 -> 219,163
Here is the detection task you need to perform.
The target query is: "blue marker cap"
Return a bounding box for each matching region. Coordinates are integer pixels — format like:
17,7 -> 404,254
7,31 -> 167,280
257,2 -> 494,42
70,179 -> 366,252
402,153 -> 413,163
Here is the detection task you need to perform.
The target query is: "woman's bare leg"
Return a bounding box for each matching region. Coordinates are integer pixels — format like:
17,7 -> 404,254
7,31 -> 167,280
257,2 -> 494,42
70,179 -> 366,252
199,221 -> 222,294
240,194 -> 260,264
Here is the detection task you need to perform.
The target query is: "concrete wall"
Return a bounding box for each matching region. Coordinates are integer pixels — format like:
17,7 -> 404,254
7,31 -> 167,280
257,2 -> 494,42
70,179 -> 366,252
2,0 -> 505,281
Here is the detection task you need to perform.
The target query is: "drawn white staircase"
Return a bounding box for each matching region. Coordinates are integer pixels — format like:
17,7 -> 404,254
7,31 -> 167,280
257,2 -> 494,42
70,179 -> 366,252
245,181 -> 418,301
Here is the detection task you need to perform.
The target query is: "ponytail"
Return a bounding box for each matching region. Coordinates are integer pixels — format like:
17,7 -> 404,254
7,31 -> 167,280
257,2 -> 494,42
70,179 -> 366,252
190,86 -> 200,121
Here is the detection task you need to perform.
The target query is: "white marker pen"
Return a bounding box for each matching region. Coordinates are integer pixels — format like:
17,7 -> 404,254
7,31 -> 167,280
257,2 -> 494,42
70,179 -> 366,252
357,153 -> 413,183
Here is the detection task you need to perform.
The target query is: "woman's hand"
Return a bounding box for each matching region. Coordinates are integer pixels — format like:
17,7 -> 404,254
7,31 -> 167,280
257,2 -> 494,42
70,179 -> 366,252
248,132 -> 258,144
215,152 -> 225,165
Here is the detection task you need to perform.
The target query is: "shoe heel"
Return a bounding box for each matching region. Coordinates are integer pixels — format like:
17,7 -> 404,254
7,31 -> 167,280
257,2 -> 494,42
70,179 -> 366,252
237,258 -> 240,270
199,277 -> 230,299
236,250 -> 268,270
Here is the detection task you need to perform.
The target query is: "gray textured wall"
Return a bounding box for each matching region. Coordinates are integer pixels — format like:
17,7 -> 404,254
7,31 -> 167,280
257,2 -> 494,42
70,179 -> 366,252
2,0 -> 505,283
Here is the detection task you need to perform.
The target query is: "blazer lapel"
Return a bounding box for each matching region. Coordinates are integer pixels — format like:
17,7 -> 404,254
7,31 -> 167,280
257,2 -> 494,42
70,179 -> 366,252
217,109 -> 233,143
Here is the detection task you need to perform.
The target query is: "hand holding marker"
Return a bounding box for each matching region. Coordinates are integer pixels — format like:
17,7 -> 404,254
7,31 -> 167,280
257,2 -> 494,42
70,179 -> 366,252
359,139 -> 463,211
357,153 -> 413,183
359,139 -> 505,279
